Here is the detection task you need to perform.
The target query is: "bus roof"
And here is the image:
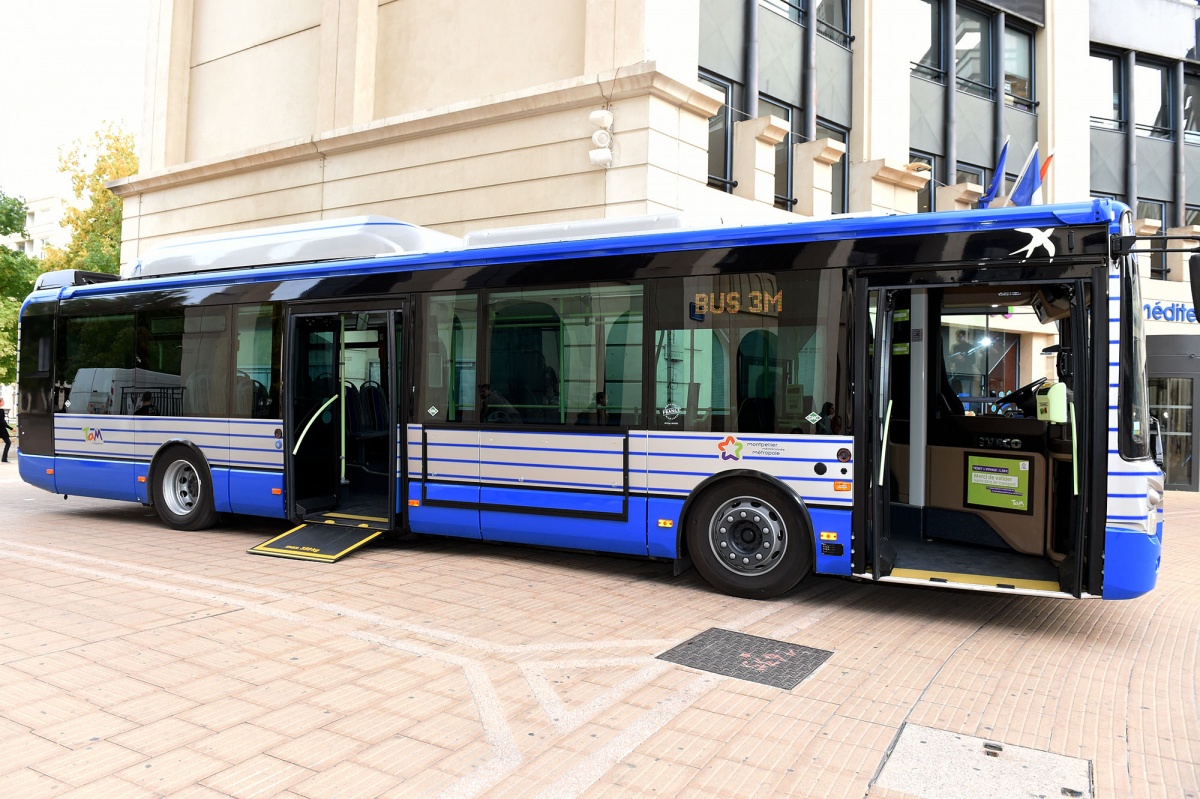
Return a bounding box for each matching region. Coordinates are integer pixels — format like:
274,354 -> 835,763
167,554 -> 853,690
46,199 -> 1126,302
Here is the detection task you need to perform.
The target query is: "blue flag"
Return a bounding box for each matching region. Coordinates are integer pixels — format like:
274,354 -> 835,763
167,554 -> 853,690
1010,144 -> 1042,206
978,137 -> 1009,209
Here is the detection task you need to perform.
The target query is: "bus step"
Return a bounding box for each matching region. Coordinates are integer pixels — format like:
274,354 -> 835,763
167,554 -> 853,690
248,523 -> 383,563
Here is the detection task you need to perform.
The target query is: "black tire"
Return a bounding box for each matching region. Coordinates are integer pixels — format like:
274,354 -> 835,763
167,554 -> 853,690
151,446 -> 219,531
685,478 -> 812,599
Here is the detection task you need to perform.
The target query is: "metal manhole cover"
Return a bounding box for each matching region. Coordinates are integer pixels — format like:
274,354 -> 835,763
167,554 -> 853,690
656,628 -> 832,689
875,724 -> 1093,799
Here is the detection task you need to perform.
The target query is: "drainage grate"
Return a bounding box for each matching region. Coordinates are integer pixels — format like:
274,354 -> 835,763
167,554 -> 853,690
874,724 -> 1093,799
656,628 -> 832,689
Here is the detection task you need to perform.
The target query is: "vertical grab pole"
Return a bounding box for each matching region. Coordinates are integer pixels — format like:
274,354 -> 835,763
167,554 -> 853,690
339,316 -> 348,486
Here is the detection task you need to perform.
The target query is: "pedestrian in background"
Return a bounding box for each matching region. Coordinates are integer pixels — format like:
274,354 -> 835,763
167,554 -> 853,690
0,398 -> 11,463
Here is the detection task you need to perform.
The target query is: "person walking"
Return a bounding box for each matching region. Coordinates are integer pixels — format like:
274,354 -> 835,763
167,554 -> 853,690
0,398 -> 12,463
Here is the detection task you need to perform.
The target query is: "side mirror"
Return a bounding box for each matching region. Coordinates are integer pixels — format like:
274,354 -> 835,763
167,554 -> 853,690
1149,416 -> 1165,470
1190,254 -> 1200,309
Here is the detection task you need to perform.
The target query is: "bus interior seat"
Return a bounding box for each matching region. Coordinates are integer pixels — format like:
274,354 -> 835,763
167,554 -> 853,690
358,382 -> 388,435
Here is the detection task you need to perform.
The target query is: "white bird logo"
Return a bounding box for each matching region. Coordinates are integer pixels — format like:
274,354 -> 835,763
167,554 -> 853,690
1010,227 -> 1056,261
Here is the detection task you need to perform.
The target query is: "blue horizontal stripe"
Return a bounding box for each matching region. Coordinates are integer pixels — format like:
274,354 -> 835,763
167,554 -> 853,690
648,432 -> 853,443
649,469 -> 845,483
481,444 -> 624,456
428,456 -> 620,474
648,452 -> 851,463
1108,493 -> 1149,498
1107,515 -> 1150,521
482,475 -> 622,491
647,486 -> 849,506
484,459 -> 622,473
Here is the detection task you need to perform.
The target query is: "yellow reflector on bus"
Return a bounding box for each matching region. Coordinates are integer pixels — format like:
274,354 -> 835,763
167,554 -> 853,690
834,481 -> 851,492
408,499 -> 420,507
657,519 -> 674,528
138,476 -> 146,483
271,488 -> 282,495
820,531 -> 838,541
46,469 -> 54,475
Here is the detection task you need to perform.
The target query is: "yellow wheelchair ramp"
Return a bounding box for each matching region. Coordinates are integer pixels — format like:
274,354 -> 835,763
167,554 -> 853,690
248,522 -> 384,562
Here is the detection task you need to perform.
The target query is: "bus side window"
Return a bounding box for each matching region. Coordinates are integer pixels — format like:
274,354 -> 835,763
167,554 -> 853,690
233,304 -> 282,418
419,292 -> 478,423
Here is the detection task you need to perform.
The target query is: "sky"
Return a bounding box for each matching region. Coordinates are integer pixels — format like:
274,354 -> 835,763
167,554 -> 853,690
0,0 -> 150,202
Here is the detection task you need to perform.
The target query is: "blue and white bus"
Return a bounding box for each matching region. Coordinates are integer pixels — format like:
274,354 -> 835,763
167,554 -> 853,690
17,199 -> 1163,599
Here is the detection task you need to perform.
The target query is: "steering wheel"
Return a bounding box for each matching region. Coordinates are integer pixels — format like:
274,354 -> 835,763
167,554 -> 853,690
997,376 -> 1047,418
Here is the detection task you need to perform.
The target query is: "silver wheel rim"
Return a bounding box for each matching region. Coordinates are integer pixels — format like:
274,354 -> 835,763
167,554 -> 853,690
162,459 -> 201,517
708,495 -> 787,576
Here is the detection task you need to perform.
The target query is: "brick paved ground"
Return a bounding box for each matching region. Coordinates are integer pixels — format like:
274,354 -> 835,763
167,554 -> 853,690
0,460 -> 1196,798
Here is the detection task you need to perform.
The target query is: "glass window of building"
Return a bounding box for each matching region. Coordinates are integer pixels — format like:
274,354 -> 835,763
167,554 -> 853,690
760,96 -> 795,211
909,0 -> 942,81
1089,54 -> 1122,130
1134,62 -> 1171,138
955,5 -> 992,98
762,0 -> 800,23
910,151 -> 936,212
1185,73 -> 1200,144
1149,377 -> 1194,488
817,0 -> 851,46
957,164 -> 984,187
816,121 -> 848,214
1004,26 -> 1033,110
1136,200 -> 1169,280
1186,205 -> 1200,227
700,73 -> 734,192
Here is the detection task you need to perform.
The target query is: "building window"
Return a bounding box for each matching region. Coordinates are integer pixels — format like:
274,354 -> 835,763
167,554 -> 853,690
1136,200 -> 1169,280
817,121 -> 848,214
817,0 -> 851,47
1185,73 -> 1200,145
910,151 -> 936,212
955,5 -> 993,99
1185,205 -> 1200,227
956,164 -> 985,188
910,0 -> 942,82
700,73 -> 735,192
760,96 -> 796,211
763,0 -> 801,23
1089,53 -> 1122,130
1134,62 -> 1171,139
1004,26 -> 1034,111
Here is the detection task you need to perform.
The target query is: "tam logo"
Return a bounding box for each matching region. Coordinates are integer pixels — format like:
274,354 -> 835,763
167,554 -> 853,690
83,427 -> 104,443
718,435 -> 743,461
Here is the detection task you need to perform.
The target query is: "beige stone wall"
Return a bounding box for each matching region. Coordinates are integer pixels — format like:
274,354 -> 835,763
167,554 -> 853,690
116,0 -> 925,272
375,0 -> 586,118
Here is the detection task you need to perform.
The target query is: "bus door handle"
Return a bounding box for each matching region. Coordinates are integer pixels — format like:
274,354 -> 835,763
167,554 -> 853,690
878,398 -> 893,487
293,394 -> 340,455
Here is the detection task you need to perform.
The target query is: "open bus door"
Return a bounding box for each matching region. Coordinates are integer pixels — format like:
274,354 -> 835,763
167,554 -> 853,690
855,272 -> 1097,597
854,281 -> 897,580
252,300 -> 409,562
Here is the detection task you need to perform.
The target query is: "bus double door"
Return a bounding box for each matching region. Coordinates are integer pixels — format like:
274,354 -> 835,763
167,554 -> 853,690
855,276 -> 1096,596
287,302 -> 408,533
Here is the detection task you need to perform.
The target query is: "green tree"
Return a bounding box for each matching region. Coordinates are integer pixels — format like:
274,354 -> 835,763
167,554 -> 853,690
41,122 -> 138,276
0,189 -> 38,383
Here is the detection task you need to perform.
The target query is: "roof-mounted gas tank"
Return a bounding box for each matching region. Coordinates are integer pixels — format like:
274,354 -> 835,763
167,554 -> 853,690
129,215 -> 463,279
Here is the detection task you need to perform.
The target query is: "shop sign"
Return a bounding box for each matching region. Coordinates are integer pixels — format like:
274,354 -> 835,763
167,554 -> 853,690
1143,301 -> 1197,324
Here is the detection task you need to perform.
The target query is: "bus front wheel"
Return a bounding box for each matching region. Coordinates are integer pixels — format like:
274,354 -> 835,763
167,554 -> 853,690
152,447 -> 219,531
686,479 -> 812,599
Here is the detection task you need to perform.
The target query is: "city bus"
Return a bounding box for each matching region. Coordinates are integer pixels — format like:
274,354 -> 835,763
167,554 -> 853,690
17,199 -> 1163,599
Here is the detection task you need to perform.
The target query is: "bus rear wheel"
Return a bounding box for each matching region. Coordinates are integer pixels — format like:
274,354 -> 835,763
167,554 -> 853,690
152,447 -> 218,531
686,479 -> 812,599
